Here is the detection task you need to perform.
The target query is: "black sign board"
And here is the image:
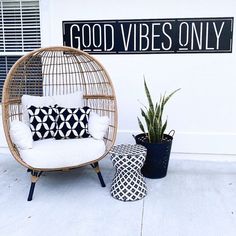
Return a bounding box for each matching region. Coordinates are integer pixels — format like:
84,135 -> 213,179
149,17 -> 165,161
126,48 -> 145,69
63,17 -> 233,54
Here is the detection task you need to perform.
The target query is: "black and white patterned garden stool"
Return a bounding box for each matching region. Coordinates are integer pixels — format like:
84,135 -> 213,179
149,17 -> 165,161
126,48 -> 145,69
110,144 -> 147,201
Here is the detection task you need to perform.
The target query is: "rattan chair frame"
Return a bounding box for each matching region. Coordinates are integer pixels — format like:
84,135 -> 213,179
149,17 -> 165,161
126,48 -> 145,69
2,46 -> 118,200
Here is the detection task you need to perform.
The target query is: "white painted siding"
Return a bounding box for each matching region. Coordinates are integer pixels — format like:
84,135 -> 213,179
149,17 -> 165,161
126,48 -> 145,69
1,0 -> 236,157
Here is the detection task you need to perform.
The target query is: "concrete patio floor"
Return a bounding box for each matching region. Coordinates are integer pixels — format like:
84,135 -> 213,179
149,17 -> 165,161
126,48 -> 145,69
0,151 -> 236,236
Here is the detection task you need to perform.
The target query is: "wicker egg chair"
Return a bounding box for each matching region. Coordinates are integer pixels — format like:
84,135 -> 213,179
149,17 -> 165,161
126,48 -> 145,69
2,46 -> 117,201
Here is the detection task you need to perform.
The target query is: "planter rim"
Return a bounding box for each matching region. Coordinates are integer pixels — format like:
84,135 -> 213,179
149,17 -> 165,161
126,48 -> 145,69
134,133 -> 173,144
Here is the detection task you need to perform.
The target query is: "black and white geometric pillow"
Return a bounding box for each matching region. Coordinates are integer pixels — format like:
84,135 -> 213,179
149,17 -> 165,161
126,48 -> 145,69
54,106 -> 91,140
27,105 -> 58,141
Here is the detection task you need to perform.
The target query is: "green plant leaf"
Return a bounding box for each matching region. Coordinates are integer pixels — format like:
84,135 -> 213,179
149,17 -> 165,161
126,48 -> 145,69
153,116 -> 159,142
156,96 -> 163,121
163,88 -> 181,105
148,107 -> 154,124
159,95 -> 165,122
161,119 -> 168,140
137,117 -> 145,133
141,108 -> 150,125
144,78 -> 154,112
148,124 -> 155,143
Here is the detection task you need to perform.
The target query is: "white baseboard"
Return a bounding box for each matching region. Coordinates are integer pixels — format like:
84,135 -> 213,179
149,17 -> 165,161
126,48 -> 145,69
171,152 -> 236,162
1,130 -> 236,161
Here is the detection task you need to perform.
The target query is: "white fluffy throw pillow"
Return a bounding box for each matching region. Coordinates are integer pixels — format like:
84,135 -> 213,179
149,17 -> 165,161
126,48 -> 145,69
52,90 -> 84,108
88,112 -> 109,140
10,120 -> 33,149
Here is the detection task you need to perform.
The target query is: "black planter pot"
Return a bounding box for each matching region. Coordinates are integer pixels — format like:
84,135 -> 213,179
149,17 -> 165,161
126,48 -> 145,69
134,133 -> 173,179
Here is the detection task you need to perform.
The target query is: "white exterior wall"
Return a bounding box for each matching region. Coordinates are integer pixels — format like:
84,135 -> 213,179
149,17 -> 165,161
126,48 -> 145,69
1,0 -> 236,158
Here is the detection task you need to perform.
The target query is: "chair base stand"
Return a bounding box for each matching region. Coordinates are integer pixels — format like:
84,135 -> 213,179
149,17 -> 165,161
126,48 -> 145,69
27,162 -> 105,201
27,170 -> 42,201
91,162 -> 106,187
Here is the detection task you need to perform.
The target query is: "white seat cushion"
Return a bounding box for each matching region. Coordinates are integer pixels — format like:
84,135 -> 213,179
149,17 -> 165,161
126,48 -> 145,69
19,138 -> 105,169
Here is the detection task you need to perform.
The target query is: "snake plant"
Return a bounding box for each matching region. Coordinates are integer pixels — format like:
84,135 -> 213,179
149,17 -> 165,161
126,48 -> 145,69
137,79 -> 180,143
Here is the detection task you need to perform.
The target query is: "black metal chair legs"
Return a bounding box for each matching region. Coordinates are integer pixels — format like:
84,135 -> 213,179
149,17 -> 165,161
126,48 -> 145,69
27,163 -> 105,201
27,170 -> 42,201
91,162 -> 106,187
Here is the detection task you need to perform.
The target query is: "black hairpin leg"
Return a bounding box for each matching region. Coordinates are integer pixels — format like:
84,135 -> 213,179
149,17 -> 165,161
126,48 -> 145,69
27,170 -> 43,201
91,162 -> 106,187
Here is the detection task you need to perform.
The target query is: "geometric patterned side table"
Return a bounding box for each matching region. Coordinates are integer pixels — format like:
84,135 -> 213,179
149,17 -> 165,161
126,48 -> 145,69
109,144 -> 147,201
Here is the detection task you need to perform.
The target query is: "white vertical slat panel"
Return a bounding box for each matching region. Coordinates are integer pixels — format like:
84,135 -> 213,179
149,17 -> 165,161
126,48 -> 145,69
0,0 -> 41,101
0,0 -> 41,52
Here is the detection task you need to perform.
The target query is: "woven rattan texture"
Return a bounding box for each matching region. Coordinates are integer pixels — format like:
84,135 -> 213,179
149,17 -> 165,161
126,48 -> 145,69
2,46 -> 118,171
